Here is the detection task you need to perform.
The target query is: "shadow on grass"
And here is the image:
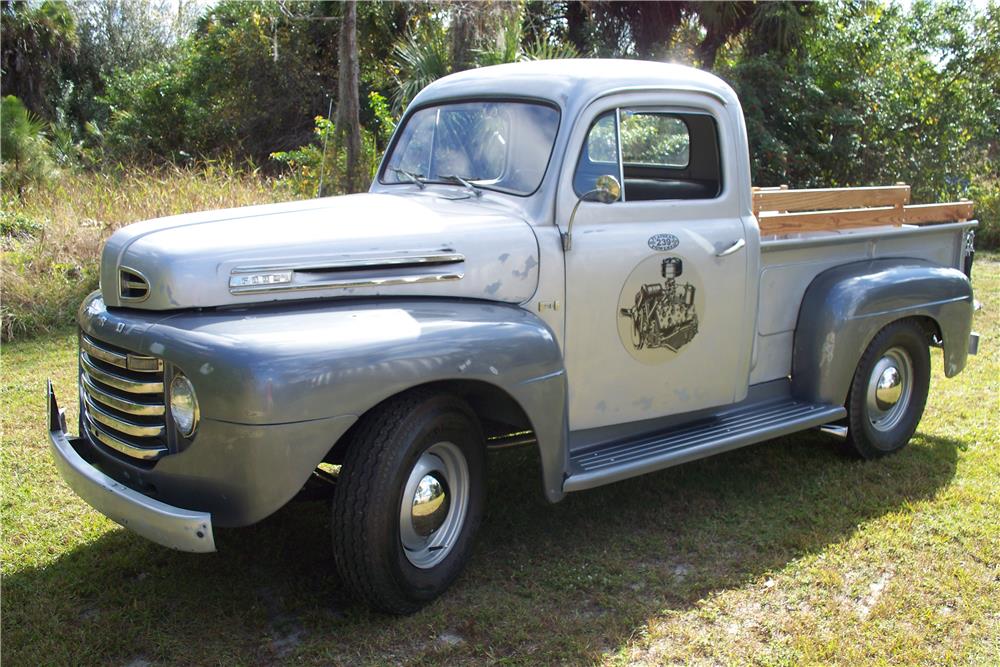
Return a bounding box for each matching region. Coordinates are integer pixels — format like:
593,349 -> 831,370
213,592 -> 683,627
3,430 -> 962,665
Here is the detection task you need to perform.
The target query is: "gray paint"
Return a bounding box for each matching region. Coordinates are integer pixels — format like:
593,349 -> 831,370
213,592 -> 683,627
791,259 -> 974,406
78,292 -> 569,508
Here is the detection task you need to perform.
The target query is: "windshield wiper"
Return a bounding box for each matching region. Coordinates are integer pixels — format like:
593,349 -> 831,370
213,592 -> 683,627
438,174 -> 483,198
391,168 -> 426,189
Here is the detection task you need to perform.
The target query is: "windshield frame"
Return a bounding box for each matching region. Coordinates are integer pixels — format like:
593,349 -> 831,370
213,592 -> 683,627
377,96 -> 562,198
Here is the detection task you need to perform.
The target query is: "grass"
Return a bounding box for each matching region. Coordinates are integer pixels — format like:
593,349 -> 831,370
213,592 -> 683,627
2,256 -> 998,666
1,165 -> 292,341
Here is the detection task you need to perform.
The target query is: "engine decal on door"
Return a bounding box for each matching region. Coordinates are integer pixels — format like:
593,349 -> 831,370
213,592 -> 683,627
617,255 -> 701,363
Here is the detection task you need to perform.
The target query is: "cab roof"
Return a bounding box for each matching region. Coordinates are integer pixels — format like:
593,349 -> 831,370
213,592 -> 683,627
410,59 -> 740,115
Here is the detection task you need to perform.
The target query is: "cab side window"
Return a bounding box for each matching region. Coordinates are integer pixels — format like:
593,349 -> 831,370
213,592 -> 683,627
574,109 -> 722,202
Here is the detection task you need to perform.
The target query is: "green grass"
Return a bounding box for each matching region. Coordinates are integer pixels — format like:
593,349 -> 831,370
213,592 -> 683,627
2,257 -> 998,666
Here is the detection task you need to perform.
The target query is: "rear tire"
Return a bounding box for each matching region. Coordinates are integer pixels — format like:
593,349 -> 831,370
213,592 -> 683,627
844,320 -> 930,459
331,390 -> 485,614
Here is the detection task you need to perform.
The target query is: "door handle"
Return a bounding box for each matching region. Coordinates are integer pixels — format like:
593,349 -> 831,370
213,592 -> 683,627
716,238 -> 746,257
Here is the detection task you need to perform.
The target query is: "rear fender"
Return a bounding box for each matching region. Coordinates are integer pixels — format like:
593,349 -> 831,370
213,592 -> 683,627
791,259 -> 974,406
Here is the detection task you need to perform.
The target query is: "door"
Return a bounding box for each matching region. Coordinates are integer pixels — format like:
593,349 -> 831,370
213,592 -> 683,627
561,98 -> 753,431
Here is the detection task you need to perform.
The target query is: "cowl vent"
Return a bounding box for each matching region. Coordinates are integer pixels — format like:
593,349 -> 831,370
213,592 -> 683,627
119,268 -> 149,301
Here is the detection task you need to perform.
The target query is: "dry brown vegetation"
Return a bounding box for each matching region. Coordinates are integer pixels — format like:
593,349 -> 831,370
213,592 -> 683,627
1,165 -> 293,340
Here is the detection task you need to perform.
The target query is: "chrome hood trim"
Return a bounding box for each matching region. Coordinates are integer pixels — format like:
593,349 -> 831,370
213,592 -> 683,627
100,193 -> 540,310
228,251 -> 465,295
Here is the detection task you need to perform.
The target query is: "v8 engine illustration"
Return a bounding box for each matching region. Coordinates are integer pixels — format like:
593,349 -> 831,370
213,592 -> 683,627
619,257 -> 699,351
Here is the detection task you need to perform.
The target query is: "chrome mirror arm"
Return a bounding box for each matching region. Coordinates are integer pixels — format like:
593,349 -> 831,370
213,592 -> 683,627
562,195 -> 591,251
562,175 -> 621,252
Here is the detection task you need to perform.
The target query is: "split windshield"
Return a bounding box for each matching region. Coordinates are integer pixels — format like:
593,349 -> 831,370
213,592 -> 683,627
381,101 -> 560,196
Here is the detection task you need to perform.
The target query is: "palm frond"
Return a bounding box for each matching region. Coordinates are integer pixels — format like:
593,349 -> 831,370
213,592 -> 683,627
391,33 -> 451,112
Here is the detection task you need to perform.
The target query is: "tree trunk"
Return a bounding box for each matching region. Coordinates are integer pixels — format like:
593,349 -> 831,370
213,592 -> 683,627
450,2 -> 476,72
335,0 -> 363,194
565,1 -> 589,54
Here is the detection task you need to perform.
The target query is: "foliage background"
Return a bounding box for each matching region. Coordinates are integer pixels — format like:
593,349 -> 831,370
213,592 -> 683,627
1,0 -> 998,340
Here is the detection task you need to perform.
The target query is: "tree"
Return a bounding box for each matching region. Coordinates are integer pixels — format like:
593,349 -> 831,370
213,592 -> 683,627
0,95 -> 57,195
334,0 -> 363,194
0,0 -> 78,120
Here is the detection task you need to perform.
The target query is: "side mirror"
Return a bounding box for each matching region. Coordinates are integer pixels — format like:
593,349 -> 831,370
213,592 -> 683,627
562,174 -> 621,251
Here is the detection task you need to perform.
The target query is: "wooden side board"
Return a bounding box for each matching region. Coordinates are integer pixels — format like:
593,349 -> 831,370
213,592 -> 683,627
758,201 -> 974,236
903,201 -> 974,225
752,185 -> 910,216
758,206 -> 901,235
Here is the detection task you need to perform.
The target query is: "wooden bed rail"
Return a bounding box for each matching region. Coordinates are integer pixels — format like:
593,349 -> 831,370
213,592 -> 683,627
752,184 -> 974,236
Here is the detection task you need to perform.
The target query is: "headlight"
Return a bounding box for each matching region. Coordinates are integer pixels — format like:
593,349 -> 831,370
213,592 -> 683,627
169,374 -> 200,437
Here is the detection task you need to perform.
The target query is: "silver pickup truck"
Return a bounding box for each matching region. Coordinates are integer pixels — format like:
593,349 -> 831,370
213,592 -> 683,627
47,60 -> 979,613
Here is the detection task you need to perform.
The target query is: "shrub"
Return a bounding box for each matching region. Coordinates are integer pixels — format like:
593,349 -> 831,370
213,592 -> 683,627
270,95 -> 389,198
971,177 -> 1000,250
0,95 -> 58,195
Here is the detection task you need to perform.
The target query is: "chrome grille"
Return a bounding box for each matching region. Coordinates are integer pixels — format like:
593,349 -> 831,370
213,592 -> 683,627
79,333 -> 167,462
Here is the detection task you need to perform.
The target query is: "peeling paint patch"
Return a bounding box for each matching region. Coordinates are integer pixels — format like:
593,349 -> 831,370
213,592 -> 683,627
458,359 -> 472,372
820,332 -> 836,367
513,255 -> 538,279
596,400 -> 607,412
634,397 -> 653,410
485,280 -> 502,295
498,253 -> 510,263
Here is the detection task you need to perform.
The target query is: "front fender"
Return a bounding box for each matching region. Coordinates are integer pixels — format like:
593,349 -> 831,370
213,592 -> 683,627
791,259 -> 974,406
144,298 -> 569,501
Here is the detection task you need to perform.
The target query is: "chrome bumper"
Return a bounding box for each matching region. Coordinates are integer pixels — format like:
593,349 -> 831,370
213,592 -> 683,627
47,381 -> 216,553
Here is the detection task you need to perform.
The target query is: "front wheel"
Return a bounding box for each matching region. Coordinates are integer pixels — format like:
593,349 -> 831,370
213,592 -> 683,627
844,320 -> 931,458
331,391 -> 485,614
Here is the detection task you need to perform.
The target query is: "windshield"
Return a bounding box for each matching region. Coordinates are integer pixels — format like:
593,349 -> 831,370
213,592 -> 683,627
381,101 -> 560,196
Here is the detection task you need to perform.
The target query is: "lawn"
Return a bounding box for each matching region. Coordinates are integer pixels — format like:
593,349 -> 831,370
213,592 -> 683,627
2,256 -> 998,666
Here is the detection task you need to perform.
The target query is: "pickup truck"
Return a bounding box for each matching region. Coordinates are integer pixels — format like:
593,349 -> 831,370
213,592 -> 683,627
47,59 -> 980,614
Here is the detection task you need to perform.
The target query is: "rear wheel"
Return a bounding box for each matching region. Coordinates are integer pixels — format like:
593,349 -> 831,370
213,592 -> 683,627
331,391 -> 485,614
844,320 -> 930,458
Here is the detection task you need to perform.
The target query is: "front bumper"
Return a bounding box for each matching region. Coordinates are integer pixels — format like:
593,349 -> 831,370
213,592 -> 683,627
47,381 -> 216,553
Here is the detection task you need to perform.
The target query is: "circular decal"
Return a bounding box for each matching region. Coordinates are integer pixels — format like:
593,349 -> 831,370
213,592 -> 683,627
647,233 -> 680,251
617,254 -> 702,364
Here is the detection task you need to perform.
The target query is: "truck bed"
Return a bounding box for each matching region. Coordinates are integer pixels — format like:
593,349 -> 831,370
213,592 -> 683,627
750,184 -> 976,386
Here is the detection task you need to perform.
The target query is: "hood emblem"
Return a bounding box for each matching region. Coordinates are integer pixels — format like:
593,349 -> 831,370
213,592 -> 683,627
648,233 -> 680,251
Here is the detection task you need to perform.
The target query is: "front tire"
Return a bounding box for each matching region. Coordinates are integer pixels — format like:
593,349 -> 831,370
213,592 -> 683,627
844,320 -> 931,458
331,391 -> 485,614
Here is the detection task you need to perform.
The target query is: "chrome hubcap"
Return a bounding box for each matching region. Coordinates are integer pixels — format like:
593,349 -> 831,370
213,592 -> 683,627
866,347 -> 913,432
399,441 -> 468,569
411,473 -> 450,537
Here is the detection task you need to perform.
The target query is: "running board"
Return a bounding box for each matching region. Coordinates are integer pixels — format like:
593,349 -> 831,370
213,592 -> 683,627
564,398 -> 846,493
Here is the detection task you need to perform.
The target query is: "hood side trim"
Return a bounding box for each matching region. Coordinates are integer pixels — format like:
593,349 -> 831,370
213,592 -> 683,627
230,268 -> 464,295
230,251 -> 464,275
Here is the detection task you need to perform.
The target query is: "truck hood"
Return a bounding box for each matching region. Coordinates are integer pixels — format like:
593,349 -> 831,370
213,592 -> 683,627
100,193 -> 540,310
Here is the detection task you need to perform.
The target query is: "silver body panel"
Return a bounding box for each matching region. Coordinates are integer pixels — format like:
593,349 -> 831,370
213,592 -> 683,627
100,194 -> 540,310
